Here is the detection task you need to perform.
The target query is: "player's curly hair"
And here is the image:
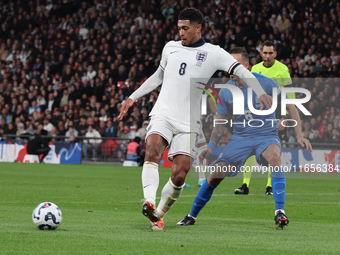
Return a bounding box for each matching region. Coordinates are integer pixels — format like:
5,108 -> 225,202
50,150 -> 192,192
178,7 -> 203,25
229,47 -> 249,63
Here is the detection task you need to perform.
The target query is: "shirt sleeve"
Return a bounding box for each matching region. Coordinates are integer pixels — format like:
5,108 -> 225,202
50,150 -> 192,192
214,46 -> 241,75
214,47 -> 267,97
217,89 -> 230,115
159,42 -> 171,71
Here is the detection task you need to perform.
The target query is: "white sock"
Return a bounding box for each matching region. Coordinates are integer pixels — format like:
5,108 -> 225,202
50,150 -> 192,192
198,159 -> 207,181
142,161 -> 159,205
157,178 -> 184,218
275,209 -> 285,215
198,145 -> 207,182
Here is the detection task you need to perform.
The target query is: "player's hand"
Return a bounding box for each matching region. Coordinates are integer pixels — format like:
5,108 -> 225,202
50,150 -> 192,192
117,98 -> 133,120
199,148 -> 212,164
259,94 -> 273,110
297,137 -> 313,153
277,117 -> 285,131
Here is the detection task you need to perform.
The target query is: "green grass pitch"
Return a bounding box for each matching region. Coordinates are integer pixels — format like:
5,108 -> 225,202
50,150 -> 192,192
0,163 -> 340,254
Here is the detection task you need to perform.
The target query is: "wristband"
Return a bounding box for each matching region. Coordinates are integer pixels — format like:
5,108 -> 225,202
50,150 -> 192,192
207,141 -> 216,150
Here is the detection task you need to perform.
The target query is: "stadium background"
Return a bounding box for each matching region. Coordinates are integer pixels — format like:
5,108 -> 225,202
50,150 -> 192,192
0,0 -> 339,162
0,1 -> 340,254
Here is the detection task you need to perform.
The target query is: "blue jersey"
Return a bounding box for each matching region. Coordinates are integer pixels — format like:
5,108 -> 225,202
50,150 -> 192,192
217,73 -> 280,137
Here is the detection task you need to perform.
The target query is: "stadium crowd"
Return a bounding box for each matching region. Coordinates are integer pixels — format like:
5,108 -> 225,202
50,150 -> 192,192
0,0 -> 340,159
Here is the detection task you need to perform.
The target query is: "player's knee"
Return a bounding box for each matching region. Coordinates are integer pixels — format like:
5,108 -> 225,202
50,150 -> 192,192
267,152 -> 281,166
171,171 -> 187,186
145,145 -> 162,163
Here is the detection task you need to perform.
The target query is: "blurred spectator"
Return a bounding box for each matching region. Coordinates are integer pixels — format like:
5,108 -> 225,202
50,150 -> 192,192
310,118 -> 319,131
82,125 -> 102,160
97,120 -> 106,137
138,120 -> 149,140
43,118 -> 53,133
15,122 -> 25,141
60,90 -> 69,108
65,126 -> 78,142
69,134 -> 78,143
311,130 -> 322,143
118,125 -> 131,139
104,120 -> 116,138
6,123 -> 16,135
323,123 -> 334,142
318,119 -> 328,139
0,0 -> 338,148
0,127 -> 6,141
129,125 -> 140,139
277,12 -> 290,32
325,107 -> 337,123
50,126 -> 58,142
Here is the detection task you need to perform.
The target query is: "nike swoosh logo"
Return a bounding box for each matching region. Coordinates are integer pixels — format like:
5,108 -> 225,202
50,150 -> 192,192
170,51 -> 179,54
143,184 -> 151,189
276,191 -> 284,194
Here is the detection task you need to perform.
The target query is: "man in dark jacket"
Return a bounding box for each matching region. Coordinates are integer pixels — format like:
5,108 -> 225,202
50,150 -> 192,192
23,128 -> 50,163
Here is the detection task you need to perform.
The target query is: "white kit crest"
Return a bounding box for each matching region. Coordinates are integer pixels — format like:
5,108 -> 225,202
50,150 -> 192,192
196,52 -> 208,62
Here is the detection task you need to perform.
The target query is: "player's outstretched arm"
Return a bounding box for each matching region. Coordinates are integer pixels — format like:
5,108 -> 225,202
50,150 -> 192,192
234,66 -> 273,110
287,104 -> 313,153
215,47 -> 273,109
199,113 -> 227,163
117,66 -> 164,120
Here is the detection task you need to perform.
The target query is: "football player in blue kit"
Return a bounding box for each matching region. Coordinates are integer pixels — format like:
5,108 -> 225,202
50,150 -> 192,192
177,47 -> 312,229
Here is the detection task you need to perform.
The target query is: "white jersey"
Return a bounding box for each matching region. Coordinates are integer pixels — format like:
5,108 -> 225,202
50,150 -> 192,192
150,39 -> 241,133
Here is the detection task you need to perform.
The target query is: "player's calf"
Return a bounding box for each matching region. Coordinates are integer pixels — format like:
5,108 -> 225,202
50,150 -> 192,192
171,154 -> 192,186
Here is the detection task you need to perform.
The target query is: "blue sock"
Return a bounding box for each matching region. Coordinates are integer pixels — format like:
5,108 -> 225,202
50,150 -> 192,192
189,180 -> 216,218
271,168 -> 286,211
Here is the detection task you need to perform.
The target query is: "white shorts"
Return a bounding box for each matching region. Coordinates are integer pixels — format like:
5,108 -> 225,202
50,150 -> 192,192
145,115 -> 197,162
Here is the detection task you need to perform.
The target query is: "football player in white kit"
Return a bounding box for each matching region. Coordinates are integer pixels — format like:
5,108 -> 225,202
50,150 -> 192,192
118,7 -> 273,231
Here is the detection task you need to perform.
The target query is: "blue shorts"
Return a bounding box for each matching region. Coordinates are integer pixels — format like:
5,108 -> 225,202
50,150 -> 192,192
215,135 -> 281,177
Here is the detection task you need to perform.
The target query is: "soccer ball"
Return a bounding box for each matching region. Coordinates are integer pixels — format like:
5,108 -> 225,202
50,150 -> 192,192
32,202 -> 62,230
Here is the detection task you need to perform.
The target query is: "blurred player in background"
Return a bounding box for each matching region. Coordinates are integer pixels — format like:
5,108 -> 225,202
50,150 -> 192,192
118,8 -> 272,231
177,48 -> 312,229
235,40 -> 296,195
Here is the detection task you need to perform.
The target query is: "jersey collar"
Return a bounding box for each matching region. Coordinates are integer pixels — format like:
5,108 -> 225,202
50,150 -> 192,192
186,37 -> 205,48
262,59 -> 276,68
